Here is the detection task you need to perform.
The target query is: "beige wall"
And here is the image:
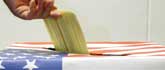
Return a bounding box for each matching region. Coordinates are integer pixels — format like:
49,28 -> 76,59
0,0 -> 164,49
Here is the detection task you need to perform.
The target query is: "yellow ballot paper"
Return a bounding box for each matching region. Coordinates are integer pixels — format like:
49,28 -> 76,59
44,10 -> 88,54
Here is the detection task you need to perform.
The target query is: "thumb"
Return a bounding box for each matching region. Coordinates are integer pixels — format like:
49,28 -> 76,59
50,6 -> 61,18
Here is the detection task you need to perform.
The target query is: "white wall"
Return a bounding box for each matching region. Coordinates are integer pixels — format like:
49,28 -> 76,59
55,0 -> 148,41
149,0 -> 165,45
0,0 -> 164,49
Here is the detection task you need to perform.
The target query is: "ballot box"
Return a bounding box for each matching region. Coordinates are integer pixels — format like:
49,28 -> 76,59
1,41 -> 165,70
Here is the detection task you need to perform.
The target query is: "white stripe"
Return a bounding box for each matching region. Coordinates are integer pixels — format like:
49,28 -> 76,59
6,47 -> 49,51
87,44 -> 128,47
103,48 -> 165,55
11,44 -> 54,48
129,52 -> 165,56
87,43 -> 153,48
89,44 -> 162,51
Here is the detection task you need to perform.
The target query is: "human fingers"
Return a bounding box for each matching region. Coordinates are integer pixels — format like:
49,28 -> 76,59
42,0 -> 54,18
50,7 -> 61,18
15,6 -> 31,20
29,0 -> 37,19
35,0 -> 45,18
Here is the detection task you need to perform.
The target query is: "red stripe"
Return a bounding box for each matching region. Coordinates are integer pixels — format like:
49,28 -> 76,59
126,44 -> 156,47
127,50 -> 165,55
88,47 -> 108,49
91,50 -> 165,56
88,44 -> 157,48
90,46 -> 165,55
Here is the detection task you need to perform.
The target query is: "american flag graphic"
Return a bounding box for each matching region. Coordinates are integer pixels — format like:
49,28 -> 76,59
9,41 -> 165,56
2,41 -> 165,70
0,49 -> 67,70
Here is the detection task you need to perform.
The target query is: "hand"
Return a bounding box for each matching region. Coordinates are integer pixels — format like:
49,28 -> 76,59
4,0 -> 60,20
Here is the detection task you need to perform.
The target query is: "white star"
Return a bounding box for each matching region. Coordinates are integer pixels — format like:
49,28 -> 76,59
5,53 -> 15,56
33,55 -> 44,58
10,50 -> 19,53
38,53 -> 46,55
0,60 -> 5,69
45,57 -> 53,59
0,57 -> 8,60
26,50 -> 35,53
50,55 -> 59,57
13,56 -> 26,60
23,60 -> 38,70
21,53 -> 32,55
